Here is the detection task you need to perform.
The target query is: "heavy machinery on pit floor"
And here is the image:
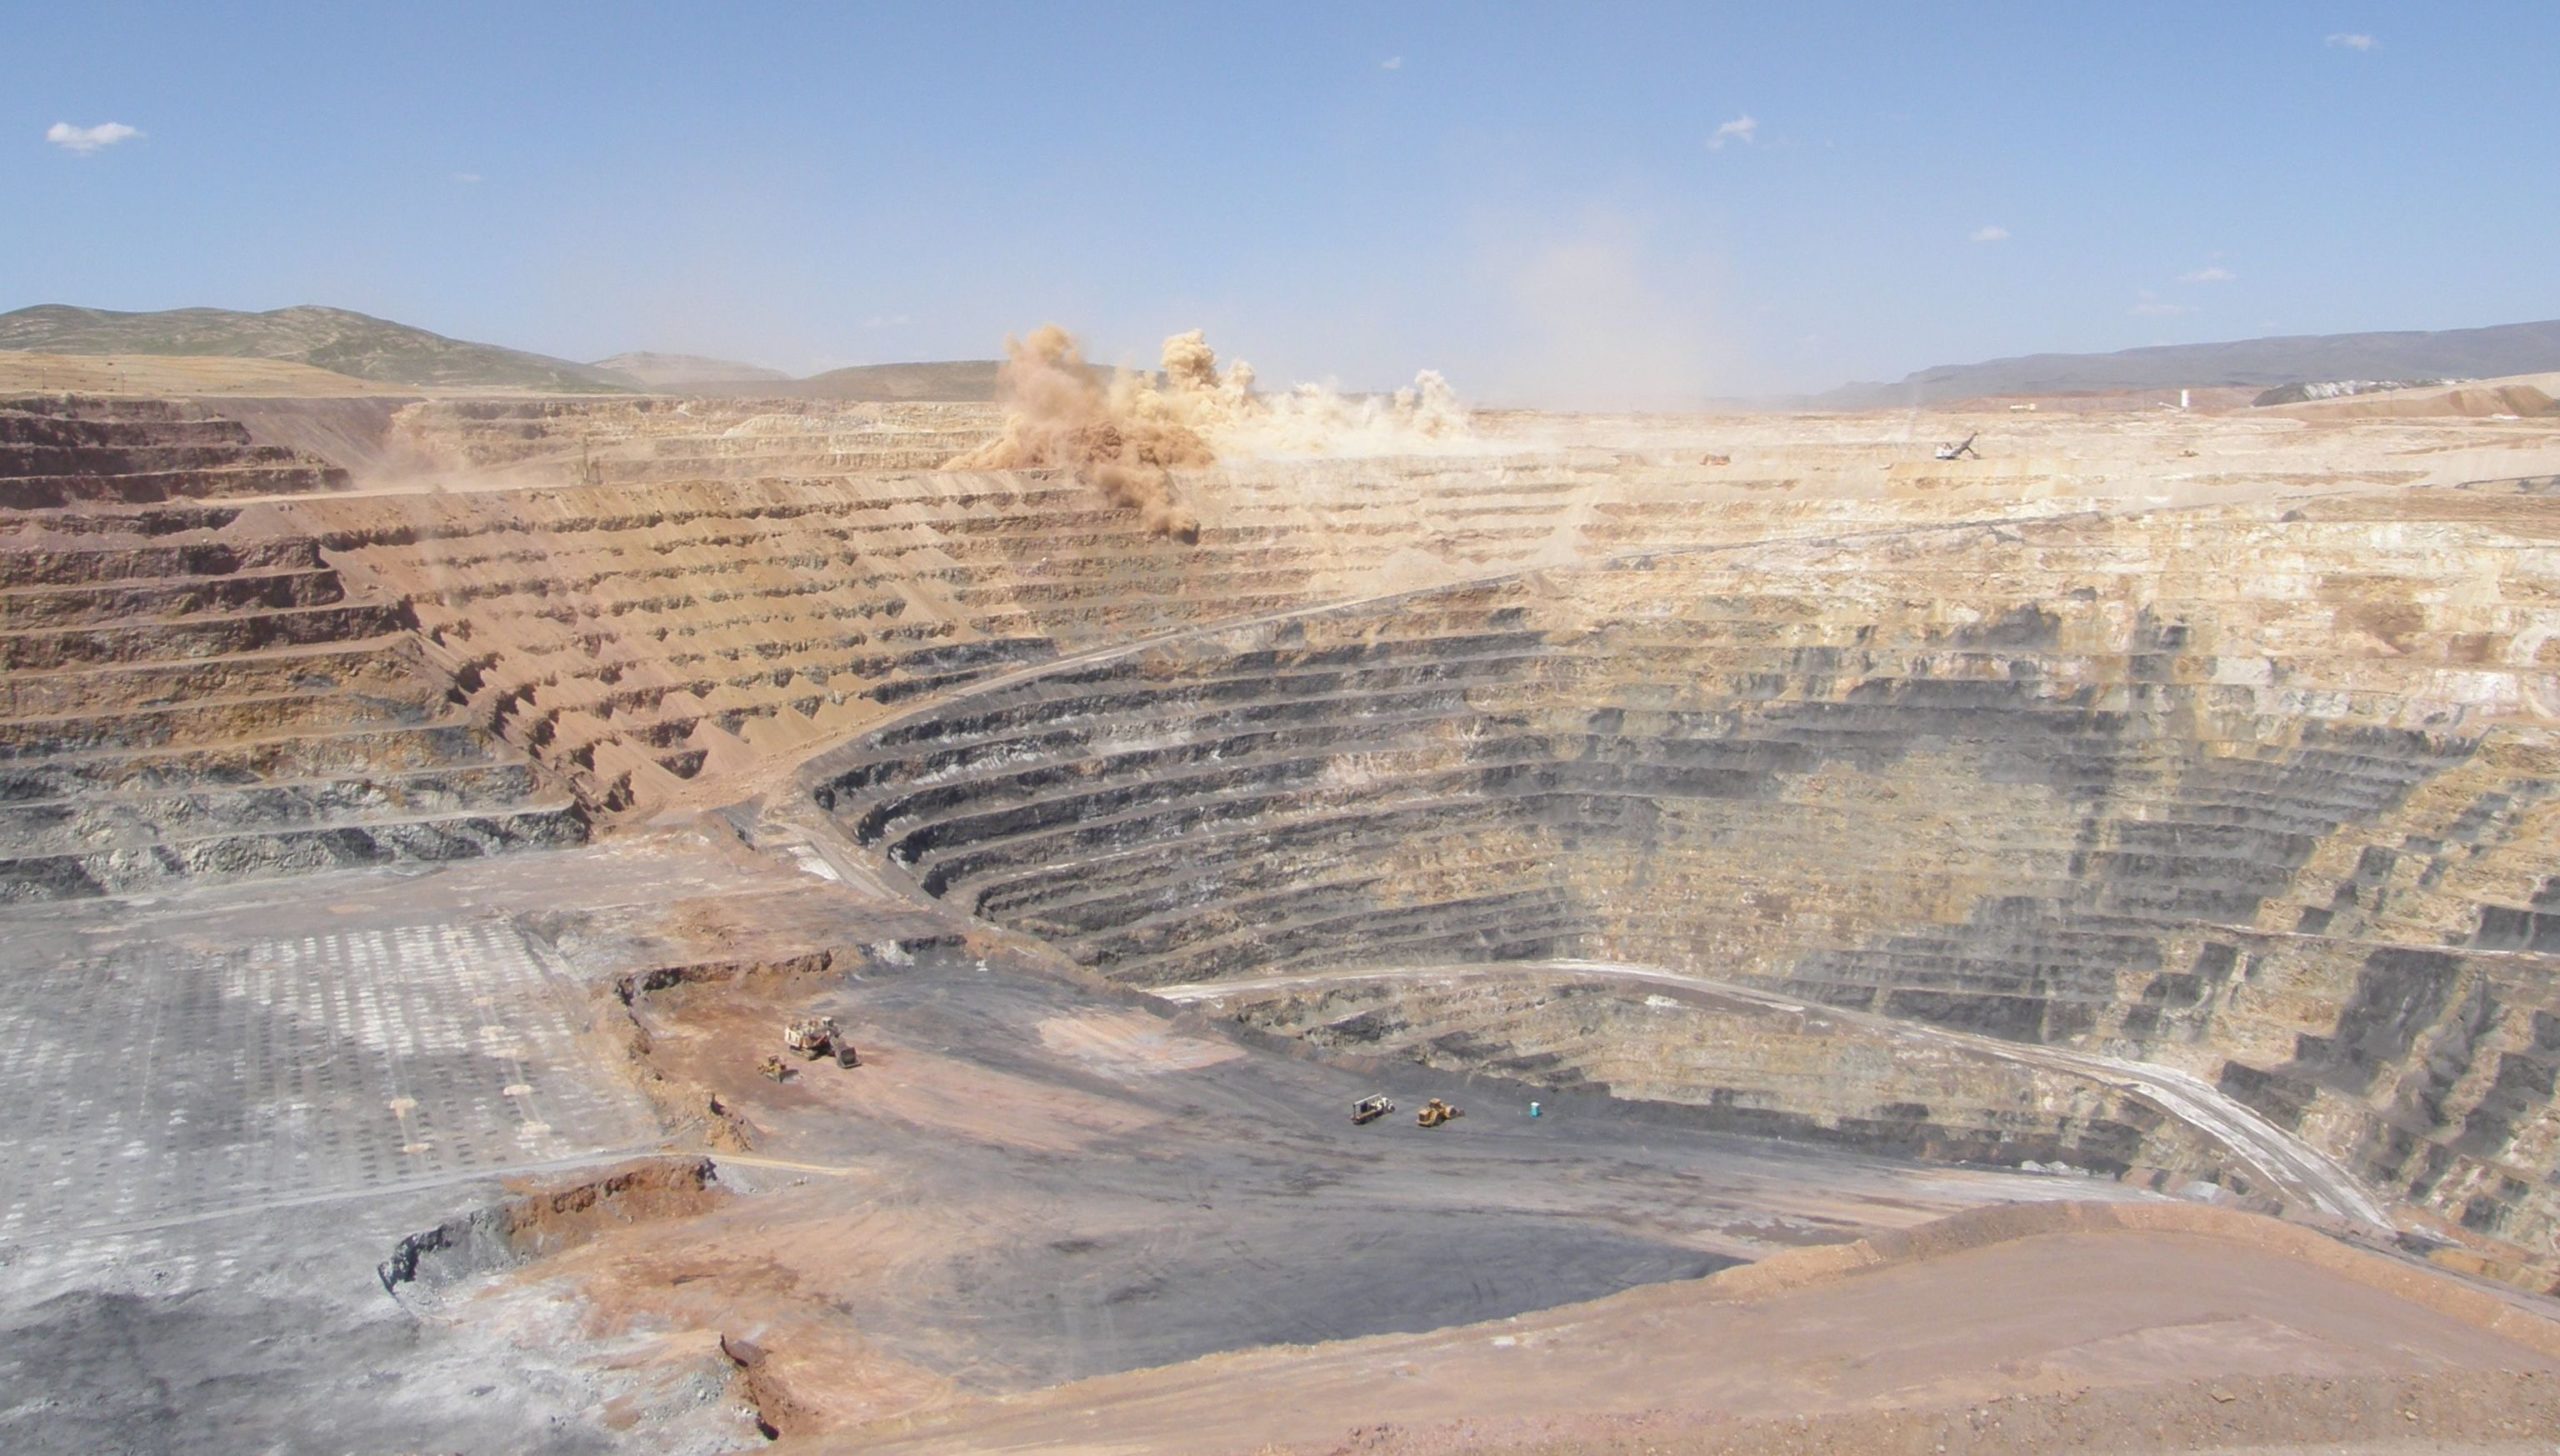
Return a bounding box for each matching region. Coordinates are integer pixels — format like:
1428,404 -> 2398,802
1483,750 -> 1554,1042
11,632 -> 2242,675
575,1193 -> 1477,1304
784,1015 -> 859,1068
1351,1093 -> 1395,1124
1417,1098 -> 1463,1128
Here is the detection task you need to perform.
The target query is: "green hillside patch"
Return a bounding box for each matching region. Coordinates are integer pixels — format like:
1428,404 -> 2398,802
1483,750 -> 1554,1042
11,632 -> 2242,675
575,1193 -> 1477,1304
0,305 -> 635,393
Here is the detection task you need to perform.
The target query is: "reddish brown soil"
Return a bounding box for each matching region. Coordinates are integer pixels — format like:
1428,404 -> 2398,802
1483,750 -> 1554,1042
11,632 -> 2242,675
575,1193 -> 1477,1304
834,1206 -> 2560,1455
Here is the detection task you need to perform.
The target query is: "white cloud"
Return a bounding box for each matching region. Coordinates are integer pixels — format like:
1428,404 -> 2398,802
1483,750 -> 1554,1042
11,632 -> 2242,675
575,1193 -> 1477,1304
863,314 -> 912,330
2178,265 -> 2236,283
2326,32 -> 2377,51
1969,224 -> 2010,244
451,171 -> 483,184
2130,300 -> 2195,317
1380,56 -> 1402,70
1707,114 -> 1757,150
45,121 -> 141,155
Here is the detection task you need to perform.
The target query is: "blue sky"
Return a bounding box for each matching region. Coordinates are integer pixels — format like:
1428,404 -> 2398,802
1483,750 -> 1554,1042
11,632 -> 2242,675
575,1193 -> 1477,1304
10,3 -> 2557,404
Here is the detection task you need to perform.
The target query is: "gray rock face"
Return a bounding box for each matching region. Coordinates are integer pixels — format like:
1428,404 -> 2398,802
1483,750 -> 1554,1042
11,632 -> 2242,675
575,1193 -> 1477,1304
809,491 -> 2560,1258
0,397 -> 585,901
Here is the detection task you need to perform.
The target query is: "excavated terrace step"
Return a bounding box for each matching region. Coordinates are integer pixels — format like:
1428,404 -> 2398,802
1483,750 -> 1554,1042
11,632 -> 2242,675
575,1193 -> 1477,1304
0,414 -> 252,448
1065,861 -> 1574,972
0,441 -> 312,476
2,463 -> 349,509
959,791 -> 1536,912
0,722 -> 506,801
0,635 -> 420,719
835,633 -> 1555,761
375,544 -> 1312,603
854,758 -> 2457,900
0,566 -> 346,628
0,760 -> 545,854
925,776 -> 2373,934
0,396 -> 201,420
842,697 -> 2451,857
0,535 -> 316,586
0,682 -> 443,759
0,601 -> 407,670
482,635 -> 1061,744
1114,903 -> 1596,989
5,501 -> 253,538
0,797 -> 586,902
311,488 -> 1196,552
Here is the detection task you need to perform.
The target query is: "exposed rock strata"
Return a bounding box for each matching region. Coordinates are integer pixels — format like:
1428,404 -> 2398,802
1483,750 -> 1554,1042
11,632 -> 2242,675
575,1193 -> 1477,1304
0,397 -> 580,899
809,483 -> 2560,1261
10,386 -> 2560,1257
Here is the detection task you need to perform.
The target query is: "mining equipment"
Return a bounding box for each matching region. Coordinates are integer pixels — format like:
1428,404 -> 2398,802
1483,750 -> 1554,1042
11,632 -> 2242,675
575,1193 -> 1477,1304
1934,432 -> 1981,461
784,1015 -> 859,1068
1351,1094 -> 1396,1125
1416,1098 -> 1463,1128
757,1054 -> 792,1083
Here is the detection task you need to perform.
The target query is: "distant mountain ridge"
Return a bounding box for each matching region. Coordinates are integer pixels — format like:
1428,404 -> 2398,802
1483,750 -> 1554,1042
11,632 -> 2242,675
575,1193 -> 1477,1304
690,359 -> 1114,402
0,305 -> 634,393
590,351 -> 789,387
782,360 -> 1006,401
1819,319 -> 2560,408
0,304 -> 1026,400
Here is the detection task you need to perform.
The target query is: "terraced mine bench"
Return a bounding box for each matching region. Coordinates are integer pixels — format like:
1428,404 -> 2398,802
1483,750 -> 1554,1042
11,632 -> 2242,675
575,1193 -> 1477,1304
0,399 -> 582,900
0,395 -> 348,506
803,484 -> 2560,1267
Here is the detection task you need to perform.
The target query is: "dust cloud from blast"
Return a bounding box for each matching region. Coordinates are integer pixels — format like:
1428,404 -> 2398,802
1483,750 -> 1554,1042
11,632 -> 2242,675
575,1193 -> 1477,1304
945,325 -> 1468,541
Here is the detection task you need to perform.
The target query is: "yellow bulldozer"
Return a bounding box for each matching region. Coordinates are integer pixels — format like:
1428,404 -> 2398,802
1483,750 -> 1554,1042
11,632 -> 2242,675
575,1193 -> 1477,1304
1416,1098 -> 1463,1128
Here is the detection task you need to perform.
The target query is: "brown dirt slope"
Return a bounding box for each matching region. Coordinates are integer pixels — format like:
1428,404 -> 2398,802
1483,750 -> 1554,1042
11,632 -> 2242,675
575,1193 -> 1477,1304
2258,373 -> 2560,420
841,1201 -> 2560,1456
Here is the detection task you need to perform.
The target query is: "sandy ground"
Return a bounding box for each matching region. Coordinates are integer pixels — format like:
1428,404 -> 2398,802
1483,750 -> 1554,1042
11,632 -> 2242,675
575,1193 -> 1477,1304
510,938 -> 2180,1439
838,1205 -> 2560,1455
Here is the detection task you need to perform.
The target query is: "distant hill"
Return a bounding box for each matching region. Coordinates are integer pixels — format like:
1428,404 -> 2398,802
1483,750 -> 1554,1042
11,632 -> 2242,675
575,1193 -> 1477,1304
591,351 -> 789,388
0,352 -> 410,398
1818,319 -> 2560,409
775,360 -> 1006,401
0,305 -> 633,393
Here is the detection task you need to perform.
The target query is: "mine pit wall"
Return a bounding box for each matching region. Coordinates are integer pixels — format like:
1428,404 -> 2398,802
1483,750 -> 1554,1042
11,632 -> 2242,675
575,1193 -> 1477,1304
1228,977 -> 2254,1195
381,396 -> 1000,474
0,397 -> 587,902
12,389 -> 2560,1246
0,395 -> 350,507
233,393 -> 2429,825
13,391 -> 1998,891
216,395 -> 428,481
280,447 -> 1905,817
808,491 -> 2560,1259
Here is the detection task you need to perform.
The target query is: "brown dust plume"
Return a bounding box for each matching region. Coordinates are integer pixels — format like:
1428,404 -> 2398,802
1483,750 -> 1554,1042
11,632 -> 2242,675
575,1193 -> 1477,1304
946,326 -> 1472,540
944,325 -> 1208,542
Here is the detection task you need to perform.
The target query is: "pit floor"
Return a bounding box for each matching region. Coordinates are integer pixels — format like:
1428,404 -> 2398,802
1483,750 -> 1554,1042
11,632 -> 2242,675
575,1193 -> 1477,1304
0,831 -> 2180,1453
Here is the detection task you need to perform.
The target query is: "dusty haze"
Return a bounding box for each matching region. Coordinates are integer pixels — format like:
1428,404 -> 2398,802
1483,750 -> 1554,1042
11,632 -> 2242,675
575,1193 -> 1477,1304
945,325 -> 1471,538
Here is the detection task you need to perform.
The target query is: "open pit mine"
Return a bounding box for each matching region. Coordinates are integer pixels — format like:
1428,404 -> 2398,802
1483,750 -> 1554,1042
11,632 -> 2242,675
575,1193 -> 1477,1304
6,347 -> 2560,1454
